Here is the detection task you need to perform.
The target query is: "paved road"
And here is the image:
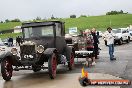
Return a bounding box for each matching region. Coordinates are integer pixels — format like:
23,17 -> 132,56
0,38 -> 132,88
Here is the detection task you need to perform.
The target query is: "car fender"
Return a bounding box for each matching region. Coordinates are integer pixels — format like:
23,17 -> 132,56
0,51 -> 13,61
44,48 -> 57,55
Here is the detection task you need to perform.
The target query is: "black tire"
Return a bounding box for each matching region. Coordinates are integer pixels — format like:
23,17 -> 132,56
68,52 -> 74,70
118,38 -> 123,45
1,58 -> 13,81
48,53 -> 57,79
126,37 -> 130,43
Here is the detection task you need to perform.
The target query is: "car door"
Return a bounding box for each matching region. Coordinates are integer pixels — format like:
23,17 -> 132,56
122,30 -> 127,40
55,23 -> 67,54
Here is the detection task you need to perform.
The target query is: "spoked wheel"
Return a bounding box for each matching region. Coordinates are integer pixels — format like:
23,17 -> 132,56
1,58 -> 13,81
48,53 -> 57,79
68,52 -> 74,70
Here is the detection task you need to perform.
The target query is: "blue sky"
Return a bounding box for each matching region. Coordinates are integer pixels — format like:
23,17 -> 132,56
0,0 -> 132,21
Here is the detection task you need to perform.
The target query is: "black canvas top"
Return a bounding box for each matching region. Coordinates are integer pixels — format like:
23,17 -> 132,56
22,21 -> 64,28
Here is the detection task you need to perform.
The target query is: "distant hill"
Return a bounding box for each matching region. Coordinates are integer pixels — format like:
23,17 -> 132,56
0,14 -> 132,32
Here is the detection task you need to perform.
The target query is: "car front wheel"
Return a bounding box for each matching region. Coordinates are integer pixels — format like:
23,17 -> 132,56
1,58 -> 13,81
118,38 -> 123,45
48,53 -> 57,79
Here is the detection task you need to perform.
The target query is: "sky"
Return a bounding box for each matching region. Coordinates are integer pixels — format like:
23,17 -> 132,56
0,0 -> 132,21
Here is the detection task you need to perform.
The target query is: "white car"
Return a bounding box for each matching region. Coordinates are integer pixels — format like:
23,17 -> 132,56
112,28 -> 130,45
129,29 -> 132,40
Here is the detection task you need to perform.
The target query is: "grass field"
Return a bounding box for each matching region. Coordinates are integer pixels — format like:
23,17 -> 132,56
0,22 -> 21,30
0,14 -> 132,32
0,33 -> 21,39
62,14 -> 132,32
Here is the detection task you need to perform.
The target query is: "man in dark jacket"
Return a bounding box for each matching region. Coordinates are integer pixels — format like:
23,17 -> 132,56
8,37 -> 13,47
91,28 -> 99,59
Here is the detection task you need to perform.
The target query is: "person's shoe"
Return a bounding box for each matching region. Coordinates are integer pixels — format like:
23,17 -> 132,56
110,58 -> 116,61
92,62 -> 96,65
113,58 -> 116,60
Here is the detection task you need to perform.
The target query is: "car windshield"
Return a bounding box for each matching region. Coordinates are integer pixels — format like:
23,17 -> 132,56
23,26 -> 54,38
112,29 -> 121,33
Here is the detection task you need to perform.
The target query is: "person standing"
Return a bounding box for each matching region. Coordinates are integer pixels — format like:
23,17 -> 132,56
91,28 -> 99,59
8,37 -> 13,47
105,27 -> 116,60
84,29 -> 96,66
16,36 -> 21,46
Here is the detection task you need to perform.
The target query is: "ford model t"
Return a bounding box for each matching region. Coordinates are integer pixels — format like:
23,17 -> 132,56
0,21 -> 75,81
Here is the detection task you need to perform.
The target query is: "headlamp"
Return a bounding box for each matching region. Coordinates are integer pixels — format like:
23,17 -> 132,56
11,48 -> 18,55
37,45 -> 44,53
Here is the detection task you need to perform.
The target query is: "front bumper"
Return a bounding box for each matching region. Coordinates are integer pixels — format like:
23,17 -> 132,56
12,55 -> 40,66
75,51 -> 93,58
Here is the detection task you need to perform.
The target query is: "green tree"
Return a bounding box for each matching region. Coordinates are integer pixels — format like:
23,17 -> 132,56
5,19 -> 10,23
36,16 -> 41,20
80,15 -> 87,18
70,15 -> 76,18
11,18 -> 21,22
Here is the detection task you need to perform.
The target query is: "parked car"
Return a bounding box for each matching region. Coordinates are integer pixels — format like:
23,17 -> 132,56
0,39 -> 8,62
112,28 -> 130,45
65,32 -> 96,59
0,21 -> 75,81
129,28 -> 132,40
2,39 -> 8,46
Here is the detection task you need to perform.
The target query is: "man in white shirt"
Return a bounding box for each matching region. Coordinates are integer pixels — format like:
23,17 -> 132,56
105,27 -> 116,60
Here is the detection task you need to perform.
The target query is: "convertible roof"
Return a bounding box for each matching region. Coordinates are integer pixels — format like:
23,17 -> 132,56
21,21 -> 64,28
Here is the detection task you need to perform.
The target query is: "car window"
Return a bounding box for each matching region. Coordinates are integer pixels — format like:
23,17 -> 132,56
56,23 -> 61,36
24,26 -> 54,38
112,30 -> 121,33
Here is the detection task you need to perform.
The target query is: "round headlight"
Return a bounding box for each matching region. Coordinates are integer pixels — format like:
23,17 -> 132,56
11,48 -> 18,55
37,45 -> 44,53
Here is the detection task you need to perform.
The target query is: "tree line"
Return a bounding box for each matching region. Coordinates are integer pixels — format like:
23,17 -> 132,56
0,10 -> 129,23
0,18 -> 21,23
106,10 -> 128,15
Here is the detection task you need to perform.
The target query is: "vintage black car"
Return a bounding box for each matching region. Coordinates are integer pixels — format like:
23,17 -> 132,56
0,21 -> 75,81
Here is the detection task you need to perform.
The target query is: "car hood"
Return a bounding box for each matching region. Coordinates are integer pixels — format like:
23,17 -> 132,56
129,31 -> 132,33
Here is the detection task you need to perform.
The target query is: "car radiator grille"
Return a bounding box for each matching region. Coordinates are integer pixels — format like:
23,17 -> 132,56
20,45 -> 36,60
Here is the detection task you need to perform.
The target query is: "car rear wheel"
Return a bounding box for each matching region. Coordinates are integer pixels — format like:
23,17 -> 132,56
48,53 -> 57,79
68,52 -> 74,70
1,58 -> 13,81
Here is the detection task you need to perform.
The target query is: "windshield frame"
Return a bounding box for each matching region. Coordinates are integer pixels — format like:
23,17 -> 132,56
22,25 -> 55,39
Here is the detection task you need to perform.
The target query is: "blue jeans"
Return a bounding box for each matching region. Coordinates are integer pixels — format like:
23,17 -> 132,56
108,44 -> 114,60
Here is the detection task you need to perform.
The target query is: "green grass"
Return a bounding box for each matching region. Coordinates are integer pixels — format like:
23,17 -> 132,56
0,22 -> 21,30
62,14 -> 132,32
0,33 -> 22,39
0,14 -> 132,32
